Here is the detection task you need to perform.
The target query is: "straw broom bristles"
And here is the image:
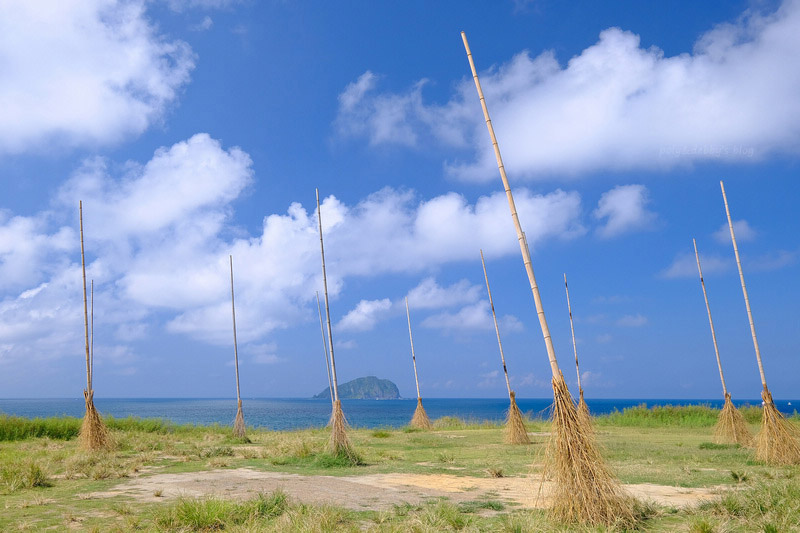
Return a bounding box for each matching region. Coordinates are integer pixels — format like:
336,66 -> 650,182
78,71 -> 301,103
329,399 -> 360,462
505,391 -> 530,444
577,389 -> 592,430
410,397 -> 432,430
233,399 -> 246,439
755,389 -> 800,465
546,373 -> 635,526
713,393 -> 752,447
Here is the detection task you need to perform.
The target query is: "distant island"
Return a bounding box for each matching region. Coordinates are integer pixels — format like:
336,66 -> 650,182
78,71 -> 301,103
314,376 -> 400,400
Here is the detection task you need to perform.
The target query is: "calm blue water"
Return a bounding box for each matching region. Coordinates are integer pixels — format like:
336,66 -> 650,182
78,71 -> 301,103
0,397 -> 796,431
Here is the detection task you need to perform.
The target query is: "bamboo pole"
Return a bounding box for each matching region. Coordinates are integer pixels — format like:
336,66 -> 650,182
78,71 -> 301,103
405,297 -> 422,400
79,201 -> 91,394
230,256 -> 242,405
480,250 -> 512,397
461,32 -> 560,379
317,189 -> 340,401
692,239 -> 728,397
563,274 -> 582,398
90,279 -> 94,391
720,181 -> 767,391
317,291 -> 335,405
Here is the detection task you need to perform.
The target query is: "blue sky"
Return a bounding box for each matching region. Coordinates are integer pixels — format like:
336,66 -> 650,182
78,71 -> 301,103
1,0 -> 798,400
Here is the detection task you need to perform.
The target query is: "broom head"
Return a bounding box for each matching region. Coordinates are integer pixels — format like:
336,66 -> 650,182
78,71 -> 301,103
755,388 -> 800,465
329,400 -> 360,464
79,389 -> 112,451
410,397 -> 432,430
233,399 -> 248,440
713,393 -> 753,447
545,373 -> 635,526
577,388 -> 592,430
504,391 -> 530,444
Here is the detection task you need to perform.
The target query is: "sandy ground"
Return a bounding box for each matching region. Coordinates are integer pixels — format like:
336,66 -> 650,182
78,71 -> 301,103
88,468 -> 723,511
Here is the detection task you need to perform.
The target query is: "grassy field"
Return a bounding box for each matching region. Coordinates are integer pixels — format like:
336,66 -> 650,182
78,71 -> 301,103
1,406 -> 799,532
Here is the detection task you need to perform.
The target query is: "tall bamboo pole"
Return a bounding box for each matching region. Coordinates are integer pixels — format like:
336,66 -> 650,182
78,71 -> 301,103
461,32 -> 560,378
563,274 -> 582,398
317,189 -> 340,401
230,256 -> 242,405
480,250 -> 512,396
79,201 -> 91,394
317,291 -> 334,405
405,297 -> 423,400
90,279 -> 94,391
692,239 -> 728,397
720,181 -> 767,391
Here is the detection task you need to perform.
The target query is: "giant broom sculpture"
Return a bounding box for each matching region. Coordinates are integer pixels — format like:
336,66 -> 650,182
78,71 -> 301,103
462,32 -> 633,525
229,255 -> 247,440
720,181 -> 800,464
480,250 -> 529,444
564,274 -> 591,428
78,202 -> 111,451
317,189 -> 358,462
692,239 -> 752,446
405,297 -> 432,429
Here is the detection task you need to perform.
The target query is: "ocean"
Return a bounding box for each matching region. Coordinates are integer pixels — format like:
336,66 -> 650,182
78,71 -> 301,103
1,397 -> 796,431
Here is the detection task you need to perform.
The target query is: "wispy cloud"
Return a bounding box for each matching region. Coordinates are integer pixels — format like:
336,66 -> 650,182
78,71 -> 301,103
713,220 -> 757,244
616,314 -> 648,327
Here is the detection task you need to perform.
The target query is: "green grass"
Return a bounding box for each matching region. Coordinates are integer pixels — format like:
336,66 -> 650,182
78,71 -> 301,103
1,407 -> 799,531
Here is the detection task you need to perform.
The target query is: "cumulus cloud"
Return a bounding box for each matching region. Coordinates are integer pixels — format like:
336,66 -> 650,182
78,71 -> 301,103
338,298 -> 392,331
0,0 -> 195,154
594,185 -> 657,238
337,1 -> 800,178
0,137 -> 580,366
713,220 -> 757,244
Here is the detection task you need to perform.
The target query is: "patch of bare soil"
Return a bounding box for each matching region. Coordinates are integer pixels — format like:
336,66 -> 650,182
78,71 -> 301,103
88,468 -> 722,511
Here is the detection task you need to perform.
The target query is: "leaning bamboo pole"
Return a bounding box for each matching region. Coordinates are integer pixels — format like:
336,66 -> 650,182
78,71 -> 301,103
462,32 -> 633,526
317,189 -> 358,462
480,250 -> 529,444
405,297 -> 432,429
78,202 -> 110,451
90,279 -> 94,390
317,291 -> 335,406
564,274 -> 591,426
720,181 -> 799,463
229,255 -> 246,439
692,239 -> 752,446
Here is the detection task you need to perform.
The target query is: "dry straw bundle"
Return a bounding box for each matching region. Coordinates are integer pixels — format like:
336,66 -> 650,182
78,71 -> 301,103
480,250 -> 529,444
462,33 -> 633,525
78,201 -> 111,451
564,274 -> 591,429
317,189 -> 359,461
406,298 -> 432,429
720,181 -> 800,464
229,256 -> 247,440
692,239 -> 752,446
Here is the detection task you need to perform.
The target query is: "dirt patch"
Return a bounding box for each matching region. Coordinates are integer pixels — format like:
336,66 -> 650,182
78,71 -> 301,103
88,468 -> 724,511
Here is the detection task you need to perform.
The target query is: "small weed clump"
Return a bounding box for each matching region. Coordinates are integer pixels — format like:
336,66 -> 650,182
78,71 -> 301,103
154,491 -> 288,530
0,460 -> 51,492
371,429 -> 391,438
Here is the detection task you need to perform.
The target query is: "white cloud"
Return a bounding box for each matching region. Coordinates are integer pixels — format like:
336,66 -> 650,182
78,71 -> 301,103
191,15 -> 214,31
421,302 -> 523,333
478,370 -> 500,389
616,314 -> 648,327
594,184 -> 656,238
406,278 -> 482,309
660,251 -> 729,279
596,333 -> 613,344
338,1 -> 800,178
338,298 -> 392,331
0,0 -> 195,154
713,220 -> 757,244
0,137 -> 580,367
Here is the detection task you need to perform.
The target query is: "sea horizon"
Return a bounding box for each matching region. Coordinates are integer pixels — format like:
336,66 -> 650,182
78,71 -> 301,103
2,397 -> 796,431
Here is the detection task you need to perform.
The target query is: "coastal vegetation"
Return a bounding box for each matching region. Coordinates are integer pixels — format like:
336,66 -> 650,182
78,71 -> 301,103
1,405 -> 799,531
